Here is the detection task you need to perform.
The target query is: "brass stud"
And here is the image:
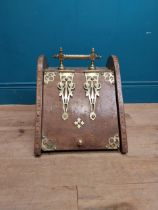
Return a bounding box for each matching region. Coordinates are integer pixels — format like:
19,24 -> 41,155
77,139 -> 83,147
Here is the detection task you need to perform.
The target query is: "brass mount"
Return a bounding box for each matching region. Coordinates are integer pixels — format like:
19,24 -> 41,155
52,47 -> 101,70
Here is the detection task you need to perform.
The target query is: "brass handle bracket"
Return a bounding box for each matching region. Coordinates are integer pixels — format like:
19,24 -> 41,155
52,47 -> 101,70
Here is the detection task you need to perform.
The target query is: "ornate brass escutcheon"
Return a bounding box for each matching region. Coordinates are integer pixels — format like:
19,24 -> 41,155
84,73 -> 101,120
58,73 -> 75,120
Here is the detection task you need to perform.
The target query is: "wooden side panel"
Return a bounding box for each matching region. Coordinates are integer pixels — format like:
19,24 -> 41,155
34,55 -> 47,156
106,56 -> 128,154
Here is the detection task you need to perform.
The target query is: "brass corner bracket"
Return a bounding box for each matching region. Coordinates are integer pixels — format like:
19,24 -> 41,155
42,136 -> 56,151
44,72 -> 56,85
105,134 -> 120,150
103,71 -> 115,85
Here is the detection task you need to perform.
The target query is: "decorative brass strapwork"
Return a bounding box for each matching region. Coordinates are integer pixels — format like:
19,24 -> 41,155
58,73 -> 75,120
44,72 -> 56,85
42,136 -> 56,151
84,73 -> 101,120
103,71 -> 115,85
52,47 -> 101,70
105,134 -> 120,150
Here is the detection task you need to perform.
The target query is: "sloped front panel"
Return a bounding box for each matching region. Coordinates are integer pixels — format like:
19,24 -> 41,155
41,69 -> 119,151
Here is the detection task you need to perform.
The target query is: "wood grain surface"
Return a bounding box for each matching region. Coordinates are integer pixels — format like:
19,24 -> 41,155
0,104 -> 158,210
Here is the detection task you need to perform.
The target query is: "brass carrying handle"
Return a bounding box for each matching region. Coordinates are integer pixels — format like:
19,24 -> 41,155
52,47 -> 101,70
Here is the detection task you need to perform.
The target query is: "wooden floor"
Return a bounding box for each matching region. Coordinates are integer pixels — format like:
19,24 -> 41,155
0,104 -> 158,210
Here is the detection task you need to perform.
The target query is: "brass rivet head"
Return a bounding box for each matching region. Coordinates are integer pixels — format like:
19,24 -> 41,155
77,139 -> 83,147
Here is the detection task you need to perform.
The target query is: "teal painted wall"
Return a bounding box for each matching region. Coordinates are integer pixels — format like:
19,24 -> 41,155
0,0 -> 158,104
